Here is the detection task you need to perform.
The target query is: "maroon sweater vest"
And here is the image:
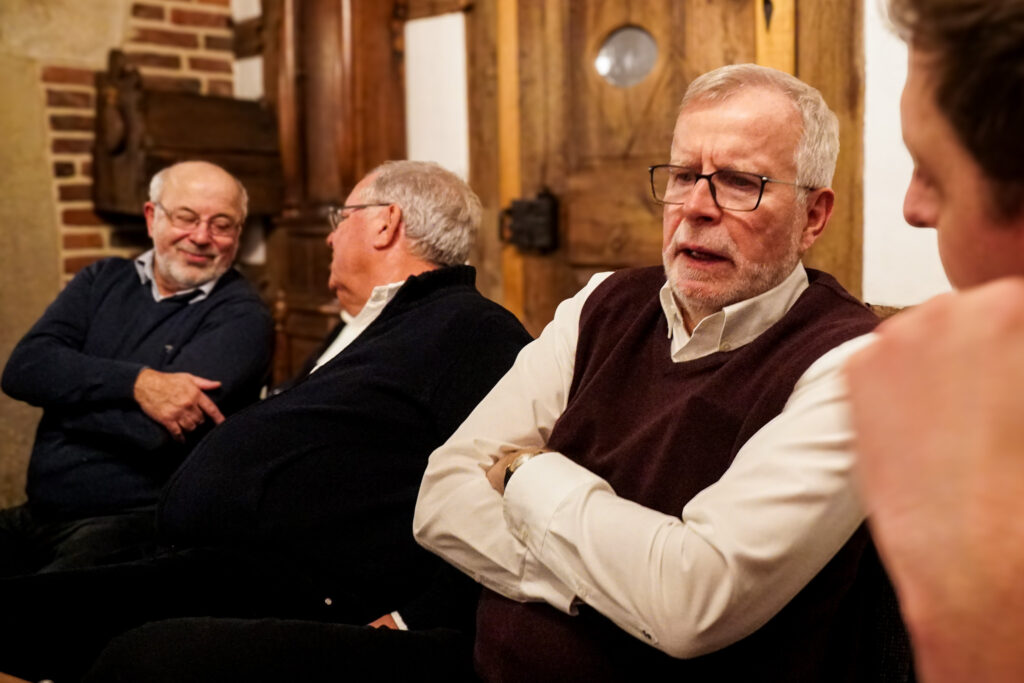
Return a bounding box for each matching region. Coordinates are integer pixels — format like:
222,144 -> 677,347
475,266 -> 881,682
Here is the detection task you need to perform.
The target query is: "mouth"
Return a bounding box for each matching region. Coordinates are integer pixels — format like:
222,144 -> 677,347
180,253 -> 215,267
678,245 -> 729,264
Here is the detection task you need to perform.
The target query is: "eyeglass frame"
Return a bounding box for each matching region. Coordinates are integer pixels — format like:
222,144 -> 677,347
648,164 -> 815,212
153,201 -> 242,238
327,203 -> 391,231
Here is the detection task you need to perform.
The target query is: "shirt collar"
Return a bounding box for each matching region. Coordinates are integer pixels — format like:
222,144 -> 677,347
134,249 -> 218,303
658,262 -> 809,362
340,280 -> 406,325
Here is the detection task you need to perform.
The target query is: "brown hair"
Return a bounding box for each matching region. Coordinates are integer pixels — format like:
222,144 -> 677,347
888,0 -> 1024,217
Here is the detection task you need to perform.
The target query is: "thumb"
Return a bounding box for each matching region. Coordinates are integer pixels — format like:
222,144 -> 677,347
184,374 -> 222,390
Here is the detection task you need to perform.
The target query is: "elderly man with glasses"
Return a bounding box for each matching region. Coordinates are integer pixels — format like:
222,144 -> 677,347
413,64 -> 882,681
0,160 -> 272,577
0,160 -> 531,683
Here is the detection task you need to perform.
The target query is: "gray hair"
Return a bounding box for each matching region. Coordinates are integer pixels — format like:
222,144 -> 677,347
149,161 -> 250,221
680,64 -> 840,190
364,160 -> 480,266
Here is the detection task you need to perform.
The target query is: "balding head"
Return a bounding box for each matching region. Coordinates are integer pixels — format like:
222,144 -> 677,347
143,161 -> 247,296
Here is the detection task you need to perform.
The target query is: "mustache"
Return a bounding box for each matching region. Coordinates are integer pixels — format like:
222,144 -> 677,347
664,226 -> 733,259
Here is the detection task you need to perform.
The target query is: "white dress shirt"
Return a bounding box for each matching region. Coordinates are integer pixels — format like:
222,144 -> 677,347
413,263 -> 874,658
309,281 -> 405,374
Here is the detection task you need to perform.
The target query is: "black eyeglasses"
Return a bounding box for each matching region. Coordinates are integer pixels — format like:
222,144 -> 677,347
327,203 -> 390,230
154,202 -> 241,237
648,164 -> 814,212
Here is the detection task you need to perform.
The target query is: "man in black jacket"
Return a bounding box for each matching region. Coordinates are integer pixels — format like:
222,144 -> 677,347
0,160 -> 272,576
0,161 -> 530,683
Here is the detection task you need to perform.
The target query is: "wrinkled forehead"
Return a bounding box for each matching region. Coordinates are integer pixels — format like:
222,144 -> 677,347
670,88 -> 802,171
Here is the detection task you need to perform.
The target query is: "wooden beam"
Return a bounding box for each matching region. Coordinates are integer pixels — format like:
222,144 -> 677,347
234,16 -> 265,59
797,0 -> 865,297
755,0 -> 796,74
404,0 -> 473,21
497,0 -> 523,319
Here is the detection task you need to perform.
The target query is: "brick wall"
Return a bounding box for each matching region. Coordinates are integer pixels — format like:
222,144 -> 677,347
41,0 -> 236,282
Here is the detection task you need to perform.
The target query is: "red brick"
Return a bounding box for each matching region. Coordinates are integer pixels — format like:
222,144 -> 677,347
64,254 -> 105,275
52,138 -> 93,154
131,27 -> 200,48
171,8 -> 231,28
63,209 -> 104,226
81,161 -> 94,177
204,34 -> 234,51
126,52 -> 182,69
54,161 -> 76,177
132,3 -> 165,20
142,75 -> 202,93
59,184 -> 93,201
207,79 -> 234,97
63,232 -> 105,250
41,66 -> 95,86
50,114 -> 95,132
46,89 -> 93,108
188,57 -> 231,74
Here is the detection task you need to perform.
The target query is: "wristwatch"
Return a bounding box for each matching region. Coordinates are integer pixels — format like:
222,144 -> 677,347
503,451 -> 539,489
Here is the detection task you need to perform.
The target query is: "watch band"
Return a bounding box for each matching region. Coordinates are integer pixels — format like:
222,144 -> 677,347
503,451 -> 538,489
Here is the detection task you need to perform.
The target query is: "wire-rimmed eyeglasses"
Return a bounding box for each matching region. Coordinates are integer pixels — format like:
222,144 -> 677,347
328,203 -> 390,230
154,201 -> 241,237
648,164 -> 814,212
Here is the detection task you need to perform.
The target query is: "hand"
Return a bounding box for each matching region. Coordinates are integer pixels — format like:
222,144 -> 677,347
486,447 -> 547,494
845,279 -> 1024,683
133,368 -> 225,443
368,613 -> 399,629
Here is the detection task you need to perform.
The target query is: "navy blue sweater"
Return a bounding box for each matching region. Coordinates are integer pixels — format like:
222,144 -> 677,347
2,258 -> 273,518
158,265 -> 531,625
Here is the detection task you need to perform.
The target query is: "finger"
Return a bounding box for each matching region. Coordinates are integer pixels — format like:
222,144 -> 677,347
197,393 -> 226,424
163,419 -> 185,443
186,374 -> 223,391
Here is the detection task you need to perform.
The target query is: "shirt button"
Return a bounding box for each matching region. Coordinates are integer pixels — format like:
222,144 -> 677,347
720,342 -> 732,351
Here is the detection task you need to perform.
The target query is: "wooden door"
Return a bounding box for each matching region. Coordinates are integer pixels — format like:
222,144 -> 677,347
492,0 -> 862,335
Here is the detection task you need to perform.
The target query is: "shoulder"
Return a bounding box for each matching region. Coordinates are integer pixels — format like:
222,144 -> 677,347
73,256 -> 136,284
584,266 -> 663,309
801,269 -> 879,332
436,286 -> 532,344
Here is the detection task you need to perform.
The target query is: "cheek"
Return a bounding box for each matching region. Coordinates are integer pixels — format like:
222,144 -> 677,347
662,207 -> 682,249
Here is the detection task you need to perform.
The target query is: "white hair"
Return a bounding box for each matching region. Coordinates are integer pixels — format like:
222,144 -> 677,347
364,160 -> 480,266
680,64 -> 840,190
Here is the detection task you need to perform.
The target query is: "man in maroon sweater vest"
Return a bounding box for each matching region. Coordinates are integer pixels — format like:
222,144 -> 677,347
415,64 -> 882,681
846,1 -> 1024,681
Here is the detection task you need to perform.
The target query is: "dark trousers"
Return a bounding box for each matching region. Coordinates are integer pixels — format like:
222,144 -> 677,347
84,617 -> 476,683
0,503 -> 156,576
0,546 -> 373,682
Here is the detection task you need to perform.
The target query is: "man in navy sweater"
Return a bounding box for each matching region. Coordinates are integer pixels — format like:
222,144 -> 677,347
0,161 -> 530,683
0,160 -> 272,576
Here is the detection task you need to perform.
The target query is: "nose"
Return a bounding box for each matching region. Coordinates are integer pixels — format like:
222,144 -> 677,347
188,220 -> 213,244
679,175 -> 721,224
325,229 -> 334,248
902,170 -> 937,228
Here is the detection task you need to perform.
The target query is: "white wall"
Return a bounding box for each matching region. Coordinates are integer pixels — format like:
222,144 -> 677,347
862,0 -> 950,305
404,13 -> 470,180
